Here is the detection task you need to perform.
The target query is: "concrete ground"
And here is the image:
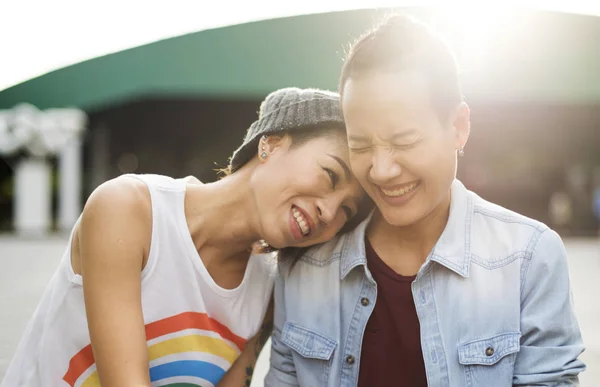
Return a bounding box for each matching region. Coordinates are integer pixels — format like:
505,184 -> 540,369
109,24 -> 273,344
0,235 -> 598,386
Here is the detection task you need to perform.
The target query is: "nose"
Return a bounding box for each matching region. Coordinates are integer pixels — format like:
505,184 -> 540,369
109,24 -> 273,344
370,146 -> 401,183
316,195 -> 342,226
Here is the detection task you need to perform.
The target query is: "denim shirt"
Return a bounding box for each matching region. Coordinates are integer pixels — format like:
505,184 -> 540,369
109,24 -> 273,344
265,180 -> 586,387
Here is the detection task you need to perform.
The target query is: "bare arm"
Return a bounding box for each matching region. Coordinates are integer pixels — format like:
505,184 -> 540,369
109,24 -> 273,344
217,296 -> 274,387
78,176 -> 153,387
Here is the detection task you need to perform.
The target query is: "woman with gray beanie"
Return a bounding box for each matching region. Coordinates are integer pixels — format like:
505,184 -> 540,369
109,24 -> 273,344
1,87 -> 368,387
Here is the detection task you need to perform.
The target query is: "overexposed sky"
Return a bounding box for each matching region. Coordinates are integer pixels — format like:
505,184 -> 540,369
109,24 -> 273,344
1,0 -> 598,92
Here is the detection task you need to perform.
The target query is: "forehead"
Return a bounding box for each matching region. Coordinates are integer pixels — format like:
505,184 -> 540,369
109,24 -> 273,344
294,131 -> 349,155
342,71 -> 437,135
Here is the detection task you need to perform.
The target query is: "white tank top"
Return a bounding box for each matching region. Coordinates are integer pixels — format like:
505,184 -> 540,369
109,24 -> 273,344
1,174 -> 277,387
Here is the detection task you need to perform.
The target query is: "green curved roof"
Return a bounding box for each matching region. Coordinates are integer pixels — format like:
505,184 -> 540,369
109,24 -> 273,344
0,8 -> 598,110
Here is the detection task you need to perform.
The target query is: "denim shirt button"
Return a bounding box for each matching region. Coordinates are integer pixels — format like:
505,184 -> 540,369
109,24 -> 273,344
485,347 -> 495,357
361,297 -> 370,306
346,355 -> 356,365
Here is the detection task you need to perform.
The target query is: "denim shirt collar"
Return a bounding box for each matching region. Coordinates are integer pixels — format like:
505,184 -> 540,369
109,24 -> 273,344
339,211 -> 372,280
429,179 -> 473,277
340,179 -> 473,280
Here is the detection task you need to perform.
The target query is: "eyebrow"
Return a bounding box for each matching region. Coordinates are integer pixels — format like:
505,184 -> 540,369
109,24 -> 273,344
348,129 -> 418,144
347,135 -> 370,144
387,129 -> 418,142
327,154 -> 352,182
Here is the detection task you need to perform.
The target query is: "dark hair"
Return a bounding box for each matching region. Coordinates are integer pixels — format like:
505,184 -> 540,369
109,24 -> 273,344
339,13 -> 463,121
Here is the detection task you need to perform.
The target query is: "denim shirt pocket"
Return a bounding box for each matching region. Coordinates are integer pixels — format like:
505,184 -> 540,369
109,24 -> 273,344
458,332 -> 521,387
282,321 -> 337,385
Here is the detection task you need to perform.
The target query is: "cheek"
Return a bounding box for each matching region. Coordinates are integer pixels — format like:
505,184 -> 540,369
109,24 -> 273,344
416,148 -> 457,194
257,180 -> 285,216
266,170 -> 324,210
288,162 -> 325,194
349,155 -> 372,181
291,174 -> 322,198
256,162 -> 294,207
411,138 -> 456,175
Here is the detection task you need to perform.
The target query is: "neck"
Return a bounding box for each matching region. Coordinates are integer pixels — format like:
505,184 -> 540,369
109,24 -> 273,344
369,191 -> 452,260
184,165 -> 262,263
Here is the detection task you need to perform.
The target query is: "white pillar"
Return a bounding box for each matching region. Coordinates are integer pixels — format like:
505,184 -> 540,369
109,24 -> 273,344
58,136 -> 82,231
14,157 -> 52,236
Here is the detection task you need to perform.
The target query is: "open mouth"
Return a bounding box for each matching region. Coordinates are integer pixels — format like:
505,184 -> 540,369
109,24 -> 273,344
380,181 -> 419,197
292,205 -> 311,237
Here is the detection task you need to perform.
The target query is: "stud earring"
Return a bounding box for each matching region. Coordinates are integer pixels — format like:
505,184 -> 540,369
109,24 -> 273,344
260,134 -> 271,159
260,135 -> 268,159
458,147 -> 465,157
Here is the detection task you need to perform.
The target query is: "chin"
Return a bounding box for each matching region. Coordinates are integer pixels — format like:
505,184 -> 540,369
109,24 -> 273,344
264,239 -> 286,250
379,208 -> 422,228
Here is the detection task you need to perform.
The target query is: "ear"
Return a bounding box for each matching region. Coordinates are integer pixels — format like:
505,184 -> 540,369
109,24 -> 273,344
451,102 -> 471,151
257,135 -> 289,161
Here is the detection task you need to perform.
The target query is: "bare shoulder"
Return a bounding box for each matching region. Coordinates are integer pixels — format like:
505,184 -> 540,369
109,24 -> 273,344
86,175 -> 150,214
71,176 -> 152,274
78,175 -> 151,235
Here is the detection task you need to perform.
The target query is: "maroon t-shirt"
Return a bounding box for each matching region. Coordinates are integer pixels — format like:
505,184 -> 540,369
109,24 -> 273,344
358,238 -> 428,387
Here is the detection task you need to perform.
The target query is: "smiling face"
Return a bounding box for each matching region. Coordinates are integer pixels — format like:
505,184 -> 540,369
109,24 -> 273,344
337,14 -> 471,228
250,129 -> 366,249
342,70 -> 470,228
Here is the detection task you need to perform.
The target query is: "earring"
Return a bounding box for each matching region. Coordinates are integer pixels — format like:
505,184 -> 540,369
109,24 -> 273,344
259,135 -> 269,160
458,147 -> 465,157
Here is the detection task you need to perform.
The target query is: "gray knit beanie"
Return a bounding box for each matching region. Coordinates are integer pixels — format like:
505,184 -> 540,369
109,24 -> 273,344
229,87 -> 345,173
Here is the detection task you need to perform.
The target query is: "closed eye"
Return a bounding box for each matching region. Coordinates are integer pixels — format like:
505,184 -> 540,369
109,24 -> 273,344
342,206 -> 352,219
324,167 -> 339,189
392,143 -> 417,150
349,146 -> 371,154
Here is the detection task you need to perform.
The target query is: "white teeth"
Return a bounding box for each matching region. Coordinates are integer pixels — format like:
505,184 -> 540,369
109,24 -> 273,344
292,207 -> 311,236
381,182 -> 418,197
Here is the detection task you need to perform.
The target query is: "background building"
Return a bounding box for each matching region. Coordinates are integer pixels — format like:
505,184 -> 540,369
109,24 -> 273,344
0,7 -> 599,234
